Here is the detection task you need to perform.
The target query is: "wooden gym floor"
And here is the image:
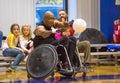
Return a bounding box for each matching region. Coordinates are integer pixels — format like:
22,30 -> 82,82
0,65 -> 120,83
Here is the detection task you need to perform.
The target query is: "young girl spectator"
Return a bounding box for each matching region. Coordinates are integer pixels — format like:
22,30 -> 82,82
19,24 -> 33,62
3,24 -> 25,71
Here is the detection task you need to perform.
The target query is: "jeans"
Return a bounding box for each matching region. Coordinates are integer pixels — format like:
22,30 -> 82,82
0,31 -> 3,48
3,48 -> 25,66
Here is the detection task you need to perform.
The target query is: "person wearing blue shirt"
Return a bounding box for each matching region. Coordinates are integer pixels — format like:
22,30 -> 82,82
0,30 -> 3,48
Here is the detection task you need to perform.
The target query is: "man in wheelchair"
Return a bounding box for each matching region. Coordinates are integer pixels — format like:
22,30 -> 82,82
33,11 -> 77,68
26,11 -> 91,79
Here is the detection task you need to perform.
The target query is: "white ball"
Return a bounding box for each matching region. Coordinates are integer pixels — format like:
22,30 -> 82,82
73,18 -> 87,33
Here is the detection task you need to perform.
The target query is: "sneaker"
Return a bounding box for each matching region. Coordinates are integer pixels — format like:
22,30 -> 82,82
9,66 -> 21,71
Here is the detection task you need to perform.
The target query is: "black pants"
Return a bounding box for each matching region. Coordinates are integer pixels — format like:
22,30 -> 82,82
67,36 -> 77,66
33,36 -> 55,48
34,36 -> 77,66
51,36 -> 77,66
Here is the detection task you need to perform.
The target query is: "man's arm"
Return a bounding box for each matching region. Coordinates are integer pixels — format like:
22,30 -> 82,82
33,25 -> 52,38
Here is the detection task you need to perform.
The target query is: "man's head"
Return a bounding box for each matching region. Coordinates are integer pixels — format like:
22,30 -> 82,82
43,11 -> 55,27
58,9 -> 68,22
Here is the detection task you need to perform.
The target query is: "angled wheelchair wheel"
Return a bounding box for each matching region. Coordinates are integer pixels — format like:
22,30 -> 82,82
58,54 -> 80,77
26,44 -> 58,79
56,45 -> 80,77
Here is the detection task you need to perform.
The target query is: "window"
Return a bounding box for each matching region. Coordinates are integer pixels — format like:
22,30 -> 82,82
35,0 -> 67,26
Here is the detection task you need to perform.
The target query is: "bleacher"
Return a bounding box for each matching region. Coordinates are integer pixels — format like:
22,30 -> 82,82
80,44 -> 120,65
0,41 -> 120,67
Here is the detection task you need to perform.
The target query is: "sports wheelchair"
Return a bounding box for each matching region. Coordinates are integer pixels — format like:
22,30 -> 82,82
26,43 -> 88,79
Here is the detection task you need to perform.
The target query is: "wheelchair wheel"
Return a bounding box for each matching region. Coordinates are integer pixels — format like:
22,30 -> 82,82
58,54 -> 80,77
56,46 -> 80,77
26,44 -> 58,79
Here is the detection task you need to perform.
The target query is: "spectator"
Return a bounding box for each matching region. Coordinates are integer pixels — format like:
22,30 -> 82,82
58,9 -> 91,67
0,30 -> 3,48
58,9 -> 74,36
2,24 -> 25,71
19,24 -> 33,62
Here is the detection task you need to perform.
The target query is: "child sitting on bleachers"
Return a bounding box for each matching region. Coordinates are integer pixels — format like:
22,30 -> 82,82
19,24 -> 33,62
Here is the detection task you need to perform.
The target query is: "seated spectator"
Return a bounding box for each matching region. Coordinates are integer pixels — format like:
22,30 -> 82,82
79,28 -> 108,52
57,9 -> 91,66
0,30 -> 3,48
19,24 -> 33,62
77,40 -> 91,66
58,9 -> 75,36
2,24 -> 25,71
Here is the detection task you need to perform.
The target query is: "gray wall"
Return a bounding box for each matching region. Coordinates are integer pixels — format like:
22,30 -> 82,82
76,0 -> 100,30
0,0 -> 100,36
0,0 -> 36,36
68,0 -> 100,30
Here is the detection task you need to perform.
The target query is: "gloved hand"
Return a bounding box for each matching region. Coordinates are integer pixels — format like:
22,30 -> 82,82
51,27 -> 57,33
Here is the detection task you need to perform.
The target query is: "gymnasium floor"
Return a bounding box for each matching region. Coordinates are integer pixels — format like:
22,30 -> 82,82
0,65 -> 120,83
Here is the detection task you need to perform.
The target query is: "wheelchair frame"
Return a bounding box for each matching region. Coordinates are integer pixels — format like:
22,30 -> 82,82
26,44 -> 87,80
